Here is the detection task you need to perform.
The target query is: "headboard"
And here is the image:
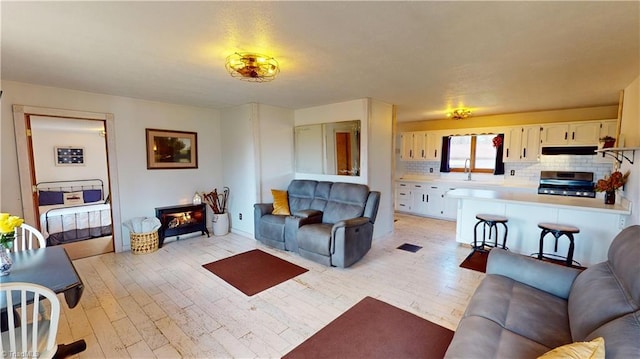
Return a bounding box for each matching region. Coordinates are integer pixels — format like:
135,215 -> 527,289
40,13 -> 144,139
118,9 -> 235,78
36,179 -> 105,206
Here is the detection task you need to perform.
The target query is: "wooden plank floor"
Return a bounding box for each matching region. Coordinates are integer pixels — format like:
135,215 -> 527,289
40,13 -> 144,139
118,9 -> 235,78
56,214 -> 484,358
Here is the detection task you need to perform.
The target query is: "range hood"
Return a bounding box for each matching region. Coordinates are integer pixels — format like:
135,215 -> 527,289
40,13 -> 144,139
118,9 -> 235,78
541,146 -> 598,156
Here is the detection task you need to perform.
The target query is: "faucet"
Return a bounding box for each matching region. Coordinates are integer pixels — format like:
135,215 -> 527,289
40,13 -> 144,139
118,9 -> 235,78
464,158 -> 472,181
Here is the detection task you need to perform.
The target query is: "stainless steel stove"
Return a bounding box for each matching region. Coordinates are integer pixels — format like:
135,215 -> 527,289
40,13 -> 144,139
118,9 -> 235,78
537,171 -> 596,198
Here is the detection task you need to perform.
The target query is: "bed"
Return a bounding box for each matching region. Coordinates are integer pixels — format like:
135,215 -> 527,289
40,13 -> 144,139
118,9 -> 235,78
37,179 -> 112,246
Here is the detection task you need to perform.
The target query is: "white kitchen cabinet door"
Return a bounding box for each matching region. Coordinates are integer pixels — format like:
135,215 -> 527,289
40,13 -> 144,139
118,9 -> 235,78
395,182 -> 412,211
599,120 -> 618,140
400,132 -> 415,160
411,183 -> 428,215
569,122 -> 601,145
503,127 -> 523,162
540,123 -> 570,145
424,132 -> 441,161
414,132 -> 427,160
425,186 -> 444,217
521,125 -> 541,161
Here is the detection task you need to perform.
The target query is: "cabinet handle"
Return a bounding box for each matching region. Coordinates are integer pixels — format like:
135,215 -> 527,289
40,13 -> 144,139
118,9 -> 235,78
572,132 -> 575,140
426,194 -> 429,202
564,132 -> 568,140
421,150 -> 424,157
434,150 -> 437,157
422,194 -> 425,201
523,148 -> 526,158
506,148 -> 509,157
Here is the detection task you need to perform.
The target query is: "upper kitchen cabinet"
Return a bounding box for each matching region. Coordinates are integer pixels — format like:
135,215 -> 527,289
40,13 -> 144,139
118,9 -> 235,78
504,125 -> 541,162
400,132 -> 416,160
540,121 -> 601,145
599,120 -> 618,140
400,131 -> 441,161
423,132 -> 441,161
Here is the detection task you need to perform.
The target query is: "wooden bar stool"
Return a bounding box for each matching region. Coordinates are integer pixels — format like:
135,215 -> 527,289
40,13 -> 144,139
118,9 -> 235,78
473,214 -> 509,252
537,222 -> 580,266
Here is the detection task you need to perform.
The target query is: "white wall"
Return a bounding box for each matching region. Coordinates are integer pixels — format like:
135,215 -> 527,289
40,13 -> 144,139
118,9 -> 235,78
220,104 -> 259,237
619,76 -> 640,226
257,104 -> 295,202
368,99 -> 394,237
1,81 -> 223,251
31,116 -> 109,190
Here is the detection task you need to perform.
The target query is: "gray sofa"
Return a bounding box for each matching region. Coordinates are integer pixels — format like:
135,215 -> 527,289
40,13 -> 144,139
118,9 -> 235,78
254,180 -> 380,268
445,225 -> 640,358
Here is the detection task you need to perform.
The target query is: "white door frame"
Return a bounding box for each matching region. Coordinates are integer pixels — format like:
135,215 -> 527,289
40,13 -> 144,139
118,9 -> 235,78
12,104 -> 123,253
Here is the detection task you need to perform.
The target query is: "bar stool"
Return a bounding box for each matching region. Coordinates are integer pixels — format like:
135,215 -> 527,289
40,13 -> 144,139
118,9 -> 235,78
473,214 -> 509,252
536,222 -> 580,266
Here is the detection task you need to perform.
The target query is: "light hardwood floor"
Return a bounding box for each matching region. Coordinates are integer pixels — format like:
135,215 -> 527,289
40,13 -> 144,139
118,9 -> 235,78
56,214 -> 484,358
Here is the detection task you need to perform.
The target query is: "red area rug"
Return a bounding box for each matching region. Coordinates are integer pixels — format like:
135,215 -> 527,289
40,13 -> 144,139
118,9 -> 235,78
283,296 -> 454,359
459,250 -> 489,273
202,249 -> 308,296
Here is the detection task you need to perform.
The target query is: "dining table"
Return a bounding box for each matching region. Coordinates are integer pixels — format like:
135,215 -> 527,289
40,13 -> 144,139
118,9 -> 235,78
0,246 -> 84,308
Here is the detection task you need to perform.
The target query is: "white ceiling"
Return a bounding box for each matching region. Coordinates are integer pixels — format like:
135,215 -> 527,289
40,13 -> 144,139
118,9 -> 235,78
2,1 -> 639,122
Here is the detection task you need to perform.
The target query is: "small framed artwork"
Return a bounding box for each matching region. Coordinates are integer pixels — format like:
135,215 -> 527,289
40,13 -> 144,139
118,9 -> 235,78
146,128 -> 198,169
55,146 -> 85,166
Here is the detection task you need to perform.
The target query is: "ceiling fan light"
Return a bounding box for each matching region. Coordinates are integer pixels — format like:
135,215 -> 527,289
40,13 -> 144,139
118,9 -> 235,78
226,52 -> 280,82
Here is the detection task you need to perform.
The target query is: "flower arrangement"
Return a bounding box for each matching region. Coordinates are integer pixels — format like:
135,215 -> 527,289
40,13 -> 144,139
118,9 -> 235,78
0,213 -> 24,249
595,171 -> 630,192
492,135 -> 502,148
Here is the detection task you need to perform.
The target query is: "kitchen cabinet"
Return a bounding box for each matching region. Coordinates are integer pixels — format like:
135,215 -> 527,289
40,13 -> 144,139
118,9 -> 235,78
395,182 -> 412,211
399,131 -> 441,161
540,121 -> 601,146
503,125 -> 541,162
400,132 -> 416,160
595,120 -> 618,163
423,132 -> 441,161
599,120 -> 618,140
394,181 -> 457,220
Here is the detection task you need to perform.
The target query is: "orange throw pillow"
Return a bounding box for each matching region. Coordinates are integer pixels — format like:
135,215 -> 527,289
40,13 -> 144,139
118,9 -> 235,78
271,189 -> 291,215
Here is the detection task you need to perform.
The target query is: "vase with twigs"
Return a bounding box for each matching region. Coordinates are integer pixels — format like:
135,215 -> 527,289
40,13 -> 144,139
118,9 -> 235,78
203,187 -> 230,236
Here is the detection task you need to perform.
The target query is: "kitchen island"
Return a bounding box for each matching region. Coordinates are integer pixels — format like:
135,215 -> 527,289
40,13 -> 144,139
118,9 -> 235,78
448,188 -> 632,266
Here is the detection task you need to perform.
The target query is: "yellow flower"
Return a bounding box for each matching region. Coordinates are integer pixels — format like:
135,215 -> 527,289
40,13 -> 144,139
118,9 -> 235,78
0,213 -> 24,235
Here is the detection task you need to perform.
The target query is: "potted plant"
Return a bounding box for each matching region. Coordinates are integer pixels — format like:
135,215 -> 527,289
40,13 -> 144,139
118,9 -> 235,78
595,171 -> 629,205
203,187 -> 230,236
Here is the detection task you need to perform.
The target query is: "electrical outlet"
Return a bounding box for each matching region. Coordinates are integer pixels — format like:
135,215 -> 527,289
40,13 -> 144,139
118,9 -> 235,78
510,170 -> 515,176
618,215 -> 626,229
239,213 -> 242,220
429,168 -> 433,173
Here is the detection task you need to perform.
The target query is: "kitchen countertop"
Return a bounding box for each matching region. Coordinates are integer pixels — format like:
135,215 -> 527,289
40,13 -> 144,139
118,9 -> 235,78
396,176 -> 538,191
447,188 -> 631,215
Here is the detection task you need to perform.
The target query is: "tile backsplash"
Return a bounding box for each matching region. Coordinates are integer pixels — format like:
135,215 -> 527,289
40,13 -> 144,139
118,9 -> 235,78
400,155 -> 614,184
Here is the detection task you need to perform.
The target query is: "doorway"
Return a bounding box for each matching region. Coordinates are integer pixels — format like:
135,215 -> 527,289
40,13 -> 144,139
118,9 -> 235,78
13,105 -> 123,258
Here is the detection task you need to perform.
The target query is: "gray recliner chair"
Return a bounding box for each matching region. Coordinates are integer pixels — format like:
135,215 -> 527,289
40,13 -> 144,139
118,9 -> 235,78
296,182 -> 379,268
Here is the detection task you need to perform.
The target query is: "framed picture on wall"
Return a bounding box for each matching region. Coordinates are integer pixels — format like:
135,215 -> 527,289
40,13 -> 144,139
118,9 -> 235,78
146,128 -> 198,169
55,146 -> 85,166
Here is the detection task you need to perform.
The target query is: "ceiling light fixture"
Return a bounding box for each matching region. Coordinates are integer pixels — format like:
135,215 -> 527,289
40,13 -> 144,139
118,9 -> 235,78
225,52 -> 280,82
447,108 -> 472,120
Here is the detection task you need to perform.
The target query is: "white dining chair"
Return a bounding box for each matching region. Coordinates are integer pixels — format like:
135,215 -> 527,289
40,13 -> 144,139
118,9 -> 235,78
0,282 -> 61,359
13,223 -> 46,252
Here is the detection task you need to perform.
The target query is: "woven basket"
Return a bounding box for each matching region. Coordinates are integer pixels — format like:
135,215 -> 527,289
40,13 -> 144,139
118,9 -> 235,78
130,230 -> 159,254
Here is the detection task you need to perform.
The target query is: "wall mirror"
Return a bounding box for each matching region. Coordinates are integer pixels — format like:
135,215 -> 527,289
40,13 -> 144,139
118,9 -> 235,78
295,120 -> 361,176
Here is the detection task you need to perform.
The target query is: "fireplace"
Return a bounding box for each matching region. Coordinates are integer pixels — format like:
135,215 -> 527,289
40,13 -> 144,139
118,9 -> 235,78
155,204 -> 209,247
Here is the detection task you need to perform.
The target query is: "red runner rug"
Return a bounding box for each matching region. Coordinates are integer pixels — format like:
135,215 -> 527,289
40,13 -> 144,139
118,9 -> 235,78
202,249 -> 308,296
283,296 -> 454,359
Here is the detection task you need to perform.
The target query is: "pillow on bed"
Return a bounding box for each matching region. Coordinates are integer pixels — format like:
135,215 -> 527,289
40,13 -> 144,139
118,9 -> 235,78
63,191 -> 84,205
39,190 -> 64,206
83,189 -> 102,203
